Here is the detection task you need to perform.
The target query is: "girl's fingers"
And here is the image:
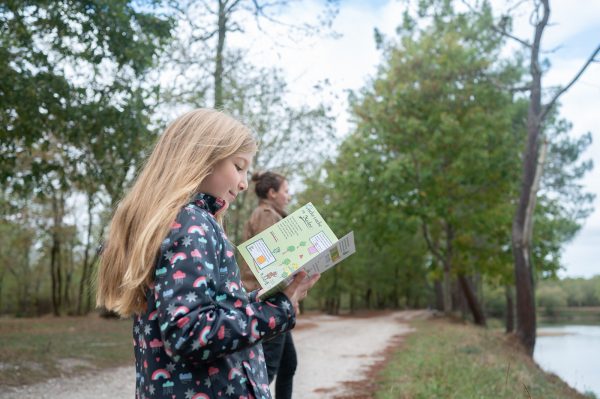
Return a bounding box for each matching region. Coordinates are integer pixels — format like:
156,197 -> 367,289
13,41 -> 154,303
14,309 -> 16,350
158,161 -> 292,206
282,271 -> 307,301
300,273 -> 321,291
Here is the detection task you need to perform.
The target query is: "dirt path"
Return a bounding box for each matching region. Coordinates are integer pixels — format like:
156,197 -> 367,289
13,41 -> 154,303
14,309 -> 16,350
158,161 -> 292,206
1,310 -> 426,399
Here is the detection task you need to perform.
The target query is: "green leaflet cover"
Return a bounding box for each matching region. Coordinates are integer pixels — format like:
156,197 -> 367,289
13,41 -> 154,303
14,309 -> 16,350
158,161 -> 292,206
238,202 -> 356,297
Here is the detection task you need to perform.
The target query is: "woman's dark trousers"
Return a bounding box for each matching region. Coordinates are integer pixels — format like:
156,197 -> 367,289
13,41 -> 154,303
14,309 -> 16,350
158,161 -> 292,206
263,331 -> 297,399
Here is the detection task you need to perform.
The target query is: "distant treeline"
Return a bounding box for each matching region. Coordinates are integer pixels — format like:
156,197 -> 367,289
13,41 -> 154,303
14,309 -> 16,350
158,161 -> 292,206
485,277 -> 600,319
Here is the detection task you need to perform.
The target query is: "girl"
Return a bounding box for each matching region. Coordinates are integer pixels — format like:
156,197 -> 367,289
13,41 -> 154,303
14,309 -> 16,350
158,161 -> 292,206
240,171 -> 296,399
96,108 -> 319,399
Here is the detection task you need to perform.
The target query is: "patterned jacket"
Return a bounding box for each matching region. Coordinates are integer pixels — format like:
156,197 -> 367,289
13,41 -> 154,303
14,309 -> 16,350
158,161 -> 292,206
134,193 -> 296,399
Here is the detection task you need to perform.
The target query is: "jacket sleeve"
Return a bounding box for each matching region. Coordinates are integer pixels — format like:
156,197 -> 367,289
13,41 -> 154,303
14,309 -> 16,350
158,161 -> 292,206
239,257 -> 261,292
154,207 -> 295,364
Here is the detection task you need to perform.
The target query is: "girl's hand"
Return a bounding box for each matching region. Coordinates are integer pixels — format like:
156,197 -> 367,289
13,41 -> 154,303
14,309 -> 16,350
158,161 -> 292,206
282,271 -> 320,315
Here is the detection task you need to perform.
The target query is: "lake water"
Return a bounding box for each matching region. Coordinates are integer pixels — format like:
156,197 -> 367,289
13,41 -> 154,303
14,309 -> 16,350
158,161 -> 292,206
534,325 -> 600,397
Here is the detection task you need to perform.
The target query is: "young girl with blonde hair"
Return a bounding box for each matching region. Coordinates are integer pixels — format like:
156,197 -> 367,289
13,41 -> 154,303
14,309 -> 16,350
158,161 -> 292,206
97,108 -> 319,399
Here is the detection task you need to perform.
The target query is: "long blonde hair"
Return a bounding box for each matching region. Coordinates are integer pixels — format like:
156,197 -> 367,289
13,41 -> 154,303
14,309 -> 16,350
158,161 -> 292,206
96,108 -> 257,316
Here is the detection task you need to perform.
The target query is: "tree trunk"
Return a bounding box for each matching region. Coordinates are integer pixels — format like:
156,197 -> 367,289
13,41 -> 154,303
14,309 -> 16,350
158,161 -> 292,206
214,0 -> 226,108
50,233 -> 60,316
85,224 -> 106,313
511,0 -> 549,356
64,241 -> 73,310
434,279 -> 444,311
505,285 -> 515,333
512,243 -> 536,354
365,287 -> 372,309
442,223 -> 454,315
457,274 -> 487,326
50,190 -> 65,316
77,193 -> 94,315
393,264 -> 400,308
50,194 -> 60,316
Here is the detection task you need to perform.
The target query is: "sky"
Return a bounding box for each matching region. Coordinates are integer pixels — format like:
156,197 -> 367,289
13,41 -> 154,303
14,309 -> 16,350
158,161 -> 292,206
231,0 -> 600,279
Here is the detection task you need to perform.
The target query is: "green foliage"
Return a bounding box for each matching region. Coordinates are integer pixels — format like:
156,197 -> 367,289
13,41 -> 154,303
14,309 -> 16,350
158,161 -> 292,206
555,277 -> 600,307
483,277 -> 600,322
483,285 -> 507,319
536,283 -> 568,316
1,0 -> 172,316
1,1 -> 172,193
302,2 -> 525,312
0,219 -> 35,315
301,0 -> 592,315
533,114 -> 595,277
1,0 -> 337,315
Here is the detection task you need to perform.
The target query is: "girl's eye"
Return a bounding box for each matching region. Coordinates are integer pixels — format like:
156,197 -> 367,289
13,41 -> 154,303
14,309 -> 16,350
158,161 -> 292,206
235,164 -> 242,171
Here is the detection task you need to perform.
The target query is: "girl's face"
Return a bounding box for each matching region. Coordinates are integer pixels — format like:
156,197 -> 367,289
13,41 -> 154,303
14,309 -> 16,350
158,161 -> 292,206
269,179 -> 290,210
199,152 -> 254,205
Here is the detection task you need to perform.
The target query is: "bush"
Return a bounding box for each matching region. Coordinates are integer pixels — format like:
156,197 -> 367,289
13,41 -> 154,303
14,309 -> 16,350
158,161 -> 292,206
536,284 -> 567,316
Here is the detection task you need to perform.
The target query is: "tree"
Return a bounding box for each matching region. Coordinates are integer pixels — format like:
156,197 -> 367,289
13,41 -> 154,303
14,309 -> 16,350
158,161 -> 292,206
490,0 -> 599,355
344,3 -> 528,325
159,1 -> 338,243
1,0 -> 172,315
1,0 -> 171,189
160,0 -> 338,110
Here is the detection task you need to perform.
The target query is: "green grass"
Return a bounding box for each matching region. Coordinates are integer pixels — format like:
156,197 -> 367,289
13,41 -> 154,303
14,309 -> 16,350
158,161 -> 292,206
374,318 -> 593,399
0,313 -> 133,387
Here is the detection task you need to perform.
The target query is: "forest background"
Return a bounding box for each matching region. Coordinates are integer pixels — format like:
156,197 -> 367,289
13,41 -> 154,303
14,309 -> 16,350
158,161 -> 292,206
1,0 -> 599,358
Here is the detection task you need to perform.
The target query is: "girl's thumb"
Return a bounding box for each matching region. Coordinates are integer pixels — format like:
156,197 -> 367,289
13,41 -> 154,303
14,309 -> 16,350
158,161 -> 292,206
287,271 -> 308,290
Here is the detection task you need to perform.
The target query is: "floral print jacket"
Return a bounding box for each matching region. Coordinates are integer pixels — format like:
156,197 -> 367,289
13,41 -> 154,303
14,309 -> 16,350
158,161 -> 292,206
134,193 -> 296,399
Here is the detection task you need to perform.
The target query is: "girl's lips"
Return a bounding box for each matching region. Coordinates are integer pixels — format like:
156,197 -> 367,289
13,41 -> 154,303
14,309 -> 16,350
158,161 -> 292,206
228,191 -> 237,200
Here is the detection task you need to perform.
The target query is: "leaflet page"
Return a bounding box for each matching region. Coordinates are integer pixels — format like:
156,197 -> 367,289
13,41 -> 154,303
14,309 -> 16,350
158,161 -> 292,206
238,203 -> 338,290
260,231 -> 355,298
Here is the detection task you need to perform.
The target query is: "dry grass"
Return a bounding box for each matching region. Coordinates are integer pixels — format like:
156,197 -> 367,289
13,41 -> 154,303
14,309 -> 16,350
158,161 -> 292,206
0,313 -> 132,387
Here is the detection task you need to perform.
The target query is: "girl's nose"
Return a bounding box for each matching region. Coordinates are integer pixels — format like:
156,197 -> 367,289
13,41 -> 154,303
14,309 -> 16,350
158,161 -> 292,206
239,176 -> 248,191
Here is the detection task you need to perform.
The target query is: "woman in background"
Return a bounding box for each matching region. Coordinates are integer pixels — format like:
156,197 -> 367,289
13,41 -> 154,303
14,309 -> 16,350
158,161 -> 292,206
241,171 -> 296,399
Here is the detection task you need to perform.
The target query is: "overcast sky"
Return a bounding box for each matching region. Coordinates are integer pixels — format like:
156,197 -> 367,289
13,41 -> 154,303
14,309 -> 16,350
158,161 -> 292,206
231,0 -> 600,278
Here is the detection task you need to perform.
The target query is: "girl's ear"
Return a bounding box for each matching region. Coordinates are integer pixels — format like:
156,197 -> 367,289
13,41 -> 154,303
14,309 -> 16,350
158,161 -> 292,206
267,187 -> 276,199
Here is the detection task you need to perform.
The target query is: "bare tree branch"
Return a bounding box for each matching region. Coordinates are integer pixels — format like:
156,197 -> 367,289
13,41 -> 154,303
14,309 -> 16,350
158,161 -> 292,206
541,44 -> 600,121
541,44 -> 562,54
225,0 -> 243,15
460,0 -> 531,48
506,0 -> 529,15
493,24 -> 532,48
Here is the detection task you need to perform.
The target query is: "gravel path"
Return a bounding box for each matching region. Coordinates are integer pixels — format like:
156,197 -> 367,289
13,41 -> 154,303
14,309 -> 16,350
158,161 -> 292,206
1,311 -> 424,399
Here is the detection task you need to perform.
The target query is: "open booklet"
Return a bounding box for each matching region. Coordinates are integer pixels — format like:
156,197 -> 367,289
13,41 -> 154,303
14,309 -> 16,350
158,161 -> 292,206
237,202 -> 356,298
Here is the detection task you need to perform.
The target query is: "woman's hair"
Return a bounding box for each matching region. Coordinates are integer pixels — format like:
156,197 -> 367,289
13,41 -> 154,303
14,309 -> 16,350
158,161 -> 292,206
251,171 -> 286,199
96,108 -> 256,316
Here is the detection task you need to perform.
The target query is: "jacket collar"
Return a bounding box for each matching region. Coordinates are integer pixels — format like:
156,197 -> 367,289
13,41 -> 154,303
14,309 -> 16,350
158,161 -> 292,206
259,198 -> 287,218
192,193 -> 227,216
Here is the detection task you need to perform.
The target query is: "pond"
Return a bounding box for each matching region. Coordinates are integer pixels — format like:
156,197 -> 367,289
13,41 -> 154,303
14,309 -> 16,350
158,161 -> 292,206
534,325 -> 600,397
